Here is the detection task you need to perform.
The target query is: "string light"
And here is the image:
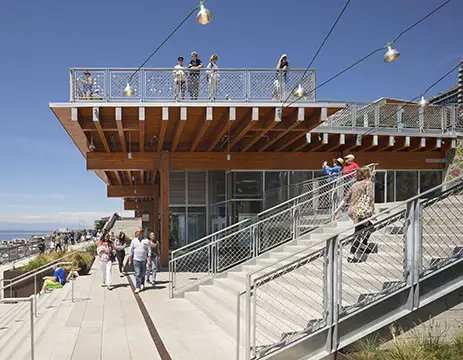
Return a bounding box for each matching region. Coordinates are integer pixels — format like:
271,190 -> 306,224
384,43 -> 400,63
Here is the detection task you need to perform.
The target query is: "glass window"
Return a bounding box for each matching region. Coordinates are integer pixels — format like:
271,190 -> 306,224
420,171 -> 443,198
187,207 -> 206,243
265,172 -> 289,208
169,207 -> 186,250
209,202 -> 227,233
374,171 -> 386,203
228,201 -> 262,224
209,171 -> 226,204
232,172 -> 263,199
395,171 -> 418,201
169,172 -> 186,205
290,171 -> 313,185
387,171 -> 395,202
188,171 -> 206,205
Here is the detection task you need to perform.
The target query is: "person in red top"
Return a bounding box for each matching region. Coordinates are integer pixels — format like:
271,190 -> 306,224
343,154 -> 360,177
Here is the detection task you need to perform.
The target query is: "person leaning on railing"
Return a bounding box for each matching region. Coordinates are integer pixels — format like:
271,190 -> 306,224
173,56 -> 187,101
322,158 -> 345,179
333,167 -> 375,263
273,54 -> 289,100
206,54 -> 220,100
188,51 -> 203,100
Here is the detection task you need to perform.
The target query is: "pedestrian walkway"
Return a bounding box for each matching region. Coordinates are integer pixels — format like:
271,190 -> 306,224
134,271 -> 240,360
13,260 -> 161,360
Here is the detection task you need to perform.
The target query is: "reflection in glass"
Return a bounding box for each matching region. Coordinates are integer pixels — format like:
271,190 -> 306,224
265,171 -> 289,208
208,171 -> 226,204
395,171 -> 418,201
187,207 -> 206,243
374,171 -> 386,203
290,171 -> 313,185
188,172 -> 206,205
228,201 -> 262,224
387,171 -> 395,202
169,171 -> 186,205
420,171 -> 443,198
169,207 -> 186,250
231,172 -> 263,199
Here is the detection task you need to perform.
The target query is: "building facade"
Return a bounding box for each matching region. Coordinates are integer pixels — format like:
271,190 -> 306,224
50,68 -> 462,265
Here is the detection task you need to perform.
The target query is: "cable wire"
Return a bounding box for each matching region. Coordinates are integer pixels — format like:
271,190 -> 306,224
128,7 -> 198,82
286,0 -> 454,108
281,0 -> 352,107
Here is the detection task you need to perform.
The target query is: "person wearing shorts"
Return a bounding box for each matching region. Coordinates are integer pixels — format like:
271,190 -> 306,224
40,264 -> 67,294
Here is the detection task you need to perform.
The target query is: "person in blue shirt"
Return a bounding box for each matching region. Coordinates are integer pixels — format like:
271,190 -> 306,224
40,264 -> 68,294
323,158 -> 345,178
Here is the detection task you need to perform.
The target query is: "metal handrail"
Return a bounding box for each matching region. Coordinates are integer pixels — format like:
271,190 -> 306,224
178,172 -> 337,256
243,175 -> 463,359
0,295 -> 35,360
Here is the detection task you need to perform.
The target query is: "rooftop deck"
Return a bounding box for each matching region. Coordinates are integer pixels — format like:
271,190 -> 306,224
70,68 -> 317,103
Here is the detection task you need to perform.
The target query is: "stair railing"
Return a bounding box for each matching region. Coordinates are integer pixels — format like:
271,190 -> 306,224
169,164 -> 376,298
242,175 -> 463,360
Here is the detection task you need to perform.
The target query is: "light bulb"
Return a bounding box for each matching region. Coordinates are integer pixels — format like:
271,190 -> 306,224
124,83 -> 133,97
226,154 -> 231,161
384,44 -> 400,63
128,152 -> 133,159
419,95 -> 429,108
196,2 -> 212,25
294,84 -> 305,98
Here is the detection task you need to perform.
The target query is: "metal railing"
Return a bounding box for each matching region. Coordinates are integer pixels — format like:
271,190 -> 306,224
0,239 -> 44,265
70,68 -> 316,102
242,176 -> 463,359
0,295 -> 35,360
169,165 -> 376,297
318,101 -> 463,134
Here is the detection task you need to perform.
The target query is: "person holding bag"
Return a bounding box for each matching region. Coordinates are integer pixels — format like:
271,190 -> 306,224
97,234 -> 115,290
334,167 -> 375,263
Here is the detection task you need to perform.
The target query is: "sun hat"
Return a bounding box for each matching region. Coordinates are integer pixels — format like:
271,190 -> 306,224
345,154 -> 355,161
336,158 -> 345,166
191,51 -> 198,56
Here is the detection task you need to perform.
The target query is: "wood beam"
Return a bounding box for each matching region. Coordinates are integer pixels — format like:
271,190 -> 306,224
207,107 -> 235,151
276,132 -> 307,152
160,151 -> 169,266
107,185 -> 155,198
157,107 -> 169,152
191,107 -> 213,151
242,107 -> 281,152
229,107 -> 259,150
379,136 -> 396,152
114,171 -> 123,185
115,107 -> 127,152
93,107 -> 110,152
259,107 -> 306,152
358,135 -> 379,152
293,133 -> 319,152
127,171 -> 133,185
326,133 -> 345,152
393,136 -> 411,152
172,107 -> 187,152
140,170 -> 145,185
139,107 -> 145,152
87,152 -> 160,171
124,199 -> 152,211
411,138 -> 427,152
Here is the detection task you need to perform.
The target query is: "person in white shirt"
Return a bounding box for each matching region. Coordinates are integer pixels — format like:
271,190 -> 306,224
128,228 -> 151,293
173,56 -> 187,100
206,54 -> 220,100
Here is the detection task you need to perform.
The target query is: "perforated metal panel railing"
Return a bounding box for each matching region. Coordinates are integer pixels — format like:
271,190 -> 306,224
70,68 -> 316,102
169,166 -> 376,298
244,177 -> 463,360
318,102 -> 462,134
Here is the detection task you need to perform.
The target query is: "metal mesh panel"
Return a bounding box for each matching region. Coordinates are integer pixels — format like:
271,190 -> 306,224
109,70 -> 141,99
144,70 -> 175,99
355,104 -> 377,127
338,211 -> 407,317
420,185 -> 463,274
172,246 -> 211,293
378,104 -> 400,129
252,248 -> 326,356
72,70 -> 106,101
258,210 -> 293,253
423,106 -> 443,130
217,228 -> 253,271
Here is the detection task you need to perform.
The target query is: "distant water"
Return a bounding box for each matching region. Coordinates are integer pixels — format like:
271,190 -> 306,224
0,230 -> 50,241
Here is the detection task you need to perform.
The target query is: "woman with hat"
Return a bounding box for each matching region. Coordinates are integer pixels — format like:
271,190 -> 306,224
323,158 -> 344,178
343,154 -> 360,177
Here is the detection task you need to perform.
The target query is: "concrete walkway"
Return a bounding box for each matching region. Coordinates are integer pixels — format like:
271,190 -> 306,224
26,260 -> 161,360
135,270 -> 240,360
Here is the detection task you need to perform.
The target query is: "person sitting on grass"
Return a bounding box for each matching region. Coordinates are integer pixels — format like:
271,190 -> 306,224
40,264 -> 71,294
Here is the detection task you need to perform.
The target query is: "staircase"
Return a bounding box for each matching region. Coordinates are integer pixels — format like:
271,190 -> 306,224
170,175 -> 463,360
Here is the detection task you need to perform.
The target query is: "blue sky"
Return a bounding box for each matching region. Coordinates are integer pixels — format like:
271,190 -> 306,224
0,0 -> 461,230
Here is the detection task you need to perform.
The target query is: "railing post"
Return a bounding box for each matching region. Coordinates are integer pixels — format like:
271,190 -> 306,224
440,107 -> 445,134
396,104 -> 403,131
69,69 -> 74,102
351,105 -> 357,129
405,199 -> 421,310
236,291 -> 241,360
418,107 -> 424,133
245,275 -> 252,360
140,69 -> 145,102
324,235 -> 339,353
292,199 -> 300,240
34,273 -> 37,316
30,296 -> 35,360
374,103 -> 380,130
105,68 -> 110,101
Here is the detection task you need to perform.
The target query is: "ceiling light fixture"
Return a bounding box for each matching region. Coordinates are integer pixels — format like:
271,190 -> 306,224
384,42 -> 400,63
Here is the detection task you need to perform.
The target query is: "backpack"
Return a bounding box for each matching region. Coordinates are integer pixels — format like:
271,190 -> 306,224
355,193 -> 374,221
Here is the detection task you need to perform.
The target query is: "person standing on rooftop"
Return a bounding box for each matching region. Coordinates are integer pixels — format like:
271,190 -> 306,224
173,56 -> 187,101
273,54 -> 289,100
343,154 -> 360,177
207,54 -> 220,100
129,228 -> 151,293
188,51 -> 203,100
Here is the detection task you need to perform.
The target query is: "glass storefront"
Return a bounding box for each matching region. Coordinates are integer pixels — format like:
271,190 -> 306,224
168,169 -> 444,248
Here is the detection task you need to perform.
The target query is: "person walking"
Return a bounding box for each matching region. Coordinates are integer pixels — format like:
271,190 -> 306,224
343,154 -> 360,177
188,51 -> 203,100
146,232 -> 160,285
115,230 -> 127,277
173,56 -> 187,100
97,234 -> 115,290
54,233 -> 63,252
128,229 -> 151,293
273,54 -> 289,100
334,167 -> 375,263
206,54 -> 220,100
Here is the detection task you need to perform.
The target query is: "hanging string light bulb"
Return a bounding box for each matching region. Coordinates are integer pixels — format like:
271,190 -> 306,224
419,95 -> 429,108
294,84 -> 305,98
384,42 -> 400,63
124,83 -> 133,97
197,0 -> 213,25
